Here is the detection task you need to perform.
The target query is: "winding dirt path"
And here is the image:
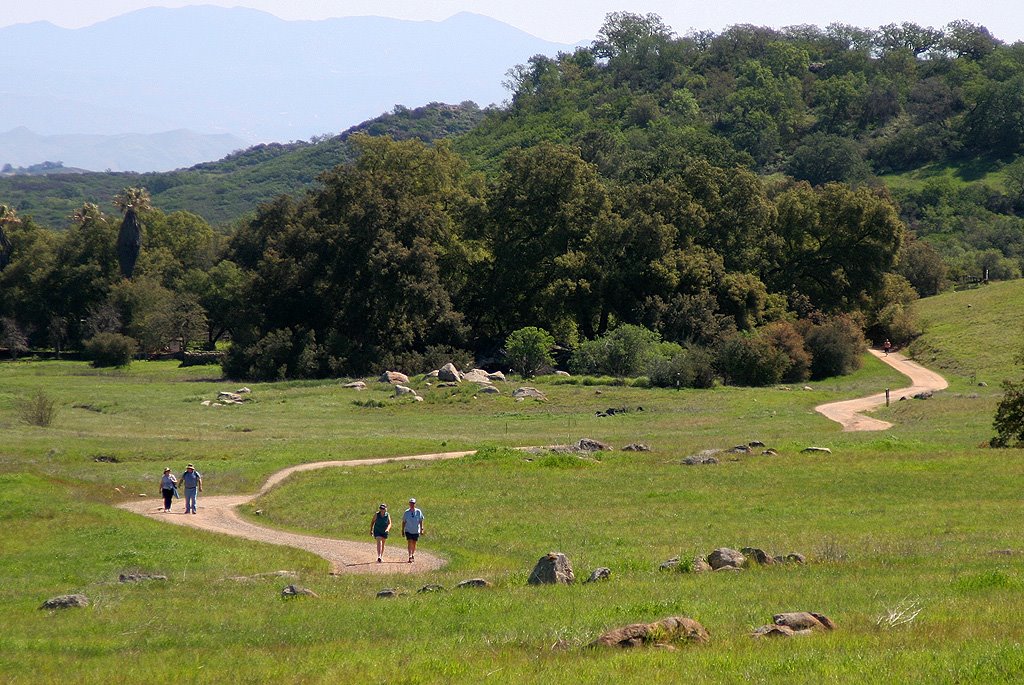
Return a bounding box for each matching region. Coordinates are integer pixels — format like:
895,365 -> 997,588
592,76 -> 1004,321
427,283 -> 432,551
815,349 -> 948,431
116,451 -> 477,575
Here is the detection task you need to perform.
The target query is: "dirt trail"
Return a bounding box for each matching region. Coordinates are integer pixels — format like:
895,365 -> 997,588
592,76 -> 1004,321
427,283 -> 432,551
116,451 -> 476,575
815,349 -> 948,431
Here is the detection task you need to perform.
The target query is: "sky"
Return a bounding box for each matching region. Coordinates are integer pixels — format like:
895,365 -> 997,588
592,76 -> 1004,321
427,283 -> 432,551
1,0 -> 1022,44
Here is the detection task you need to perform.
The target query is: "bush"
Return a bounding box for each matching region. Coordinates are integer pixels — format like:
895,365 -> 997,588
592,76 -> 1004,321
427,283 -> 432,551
804,315 -> 867,379
760,321 -> 811,383
715,333 -> 791,387
991,378 -> 1024,448
381,344 -> 475,376
18,390 -> 58,427
83,332 -> 138,368
504,327 -> 555,378
646,345 -> 716,389
570,325 -> 662,377
223,328 -> 330,380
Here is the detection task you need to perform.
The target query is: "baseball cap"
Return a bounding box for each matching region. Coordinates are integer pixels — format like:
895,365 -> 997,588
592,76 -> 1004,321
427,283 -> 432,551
409,498 -> 416,504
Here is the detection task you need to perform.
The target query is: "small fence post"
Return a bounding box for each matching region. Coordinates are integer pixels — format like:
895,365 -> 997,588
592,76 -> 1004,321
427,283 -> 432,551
885,388 -> 890,407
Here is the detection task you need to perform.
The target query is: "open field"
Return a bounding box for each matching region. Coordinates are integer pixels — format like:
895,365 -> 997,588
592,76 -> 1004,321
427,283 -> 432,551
2,283 -> 1024,683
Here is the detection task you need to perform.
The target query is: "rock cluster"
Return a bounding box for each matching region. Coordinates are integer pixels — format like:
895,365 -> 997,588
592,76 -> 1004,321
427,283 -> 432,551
40,594 -> 89,610
662,547 -> 806,572
591,616 -> 709,649
752,611 -> 836,638
281,584 -> 318,598
528,552 -> 575,585
200,387 -> 251,407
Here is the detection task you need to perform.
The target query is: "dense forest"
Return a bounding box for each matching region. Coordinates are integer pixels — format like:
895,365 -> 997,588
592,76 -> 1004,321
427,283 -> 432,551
2,14 -> 1024,384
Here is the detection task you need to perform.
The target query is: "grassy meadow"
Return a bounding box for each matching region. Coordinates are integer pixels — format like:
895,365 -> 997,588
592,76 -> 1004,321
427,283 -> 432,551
3,282 -> 1024,683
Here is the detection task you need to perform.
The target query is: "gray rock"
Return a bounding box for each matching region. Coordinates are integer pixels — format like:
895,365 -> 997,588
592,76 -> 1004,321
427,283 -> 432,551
659,557 -> 681,571
801,446 -> 832,454
577,438 -> 611,451
912,391 -> 933,400
342,381 -> 367,390
683,451 -> 720,465
762,448 -> 779,456
40,594 -> 89,610
740,547 -> 775,566
748,440 -> 766,447
554,370 -> 571,377
376,588 -> 400,598
456,578 -> 492,589
417,584 -> 446,593
438,363 -> 462,383
379,370 -> 410,385
478,385 -> 500,394
281,584 -> 318,598
785,552 -> 807,564
621,443 -> 650,452
394,385 -> 418,397
462,368 -> 491,383
773,611 -> 836,631
752,624 -> 812,638
486,371 -> 506,382
590,616 -> 710,648
512,387 -> 547,401
728,445 -> 751,454
528,552 -> 575,585
425,370 -> 440,379
707,548 -> 746,570
118,573 -> 168,583
584,567 -> 611,583
690,557 -> 713,573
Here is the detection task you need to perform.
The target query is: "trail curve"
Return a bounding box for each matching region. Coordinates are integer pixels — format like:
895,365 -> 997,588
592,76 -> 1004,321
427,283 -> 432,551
116,451 -> 477,575
814,349 -> 948,431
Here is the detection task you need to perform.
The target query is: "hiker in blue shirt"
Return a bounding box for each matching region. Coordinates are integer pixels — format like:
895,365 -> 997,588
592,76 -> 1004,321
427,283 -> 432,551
160,468 -> 177,512
180,463 -> 203,514
402,498 -> 424,563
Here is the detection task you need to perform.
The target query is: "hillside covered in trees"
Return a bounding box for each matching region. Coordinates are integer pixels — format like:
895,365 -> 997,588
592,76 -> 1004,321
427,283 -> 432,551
2,14 -> 1024,384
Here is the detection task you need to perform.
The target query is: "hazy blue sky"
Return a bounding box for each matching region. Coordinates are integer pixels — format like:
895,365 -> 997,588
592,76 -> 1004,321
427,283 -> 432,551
2,0 -> 1021,44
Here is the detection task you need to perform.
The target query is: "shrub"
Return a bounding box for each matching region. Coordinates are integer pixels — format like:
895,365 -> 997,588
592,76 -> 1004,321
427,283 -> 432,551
646,345 -> 716,389
223,328 -> 329,380
991,378 -> 1024,447
804,315 -> 867,379
570,324 -> 663,377
504,327 -> 555,378
83,332 -> 138,368
381,344 -> 475,376
18,390 -> 58,427
715,333 -> 790,387
760,321 -> 811,383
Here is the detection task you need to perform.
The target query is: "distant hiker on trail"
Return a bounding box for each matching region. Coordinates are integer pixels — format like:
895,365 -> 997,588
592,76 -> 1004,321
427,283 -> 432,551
402,498 -> 424,563
371,503 -> 391,563
180,463 -> 202,514
160,468 -> 177,512
883,339 -> 892,355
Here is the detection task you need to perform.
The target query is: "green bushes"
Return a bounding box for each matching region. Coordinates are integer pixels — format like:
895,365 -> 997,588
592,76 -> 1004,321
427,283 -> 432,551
570,325 -> 664,377
805,315 -> 868,379
17,389 -> 58,427
504,327 -> 555,378
83,332 -> 138,368
715,333 -> 791,386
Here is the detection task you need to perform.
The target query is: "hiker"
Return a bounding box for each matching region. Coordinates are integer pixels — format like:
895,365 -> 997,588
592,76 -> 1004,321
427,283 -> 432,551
160,468 -> 177,512
402,498 -> 424,563
180,463 -> 203,514
371,503 -> 392,563
883,339 -> 892,355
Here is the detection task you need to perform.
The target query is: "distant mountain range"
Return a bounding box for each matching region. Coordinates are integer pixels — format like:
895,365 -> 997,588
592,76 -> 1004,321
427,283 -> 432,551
0,7 -> 574,172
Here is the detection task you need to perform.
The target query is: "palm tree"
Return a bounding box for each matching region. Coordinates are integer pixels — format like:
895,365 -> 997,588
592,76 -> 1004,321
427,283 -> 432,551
0,203 -> 20,271
113,187 -> 151,278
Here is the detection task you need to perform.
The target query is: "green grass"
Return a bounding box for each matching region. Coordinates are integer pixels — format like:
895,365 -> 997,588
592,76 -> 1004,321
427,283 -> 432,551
3,285 -> 1024,682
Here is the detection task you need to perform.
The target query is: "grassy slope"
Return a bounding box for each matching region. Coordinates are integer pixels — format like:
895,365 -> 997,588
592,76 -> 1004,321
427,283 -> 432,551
3,284 -> 1024,682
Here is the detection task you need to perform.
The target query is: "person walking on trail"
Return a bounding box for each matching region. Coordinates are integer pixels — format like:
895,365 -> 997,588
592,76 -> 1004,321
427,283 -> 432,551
160,468 -> 177,512
180,463 -> 202,514
402,498 -> 424,563
883,339 -> 892,356
371,503 -> 392,563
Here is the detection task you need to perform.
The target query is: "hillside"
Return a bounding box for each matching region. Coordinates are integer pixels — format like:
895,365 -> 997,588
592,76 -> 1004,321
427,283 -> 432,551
0,102 -> 485,228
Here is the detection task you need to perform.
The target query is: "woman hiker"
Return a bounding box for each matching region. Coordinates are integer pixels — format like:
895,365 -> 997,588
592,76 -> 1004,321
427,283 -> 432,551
160,468 -> 177,512
371,503 -> 392,563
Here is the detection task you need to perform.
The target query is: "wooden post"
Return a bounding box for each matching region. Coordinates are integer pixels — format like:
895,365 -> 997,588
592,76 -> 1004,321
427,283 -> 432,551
885,388 -> 890,407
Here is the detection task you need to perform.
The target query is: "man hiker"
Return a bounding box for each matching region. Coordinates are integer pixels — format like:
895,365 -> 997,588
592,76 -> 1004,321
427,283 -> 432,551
402,498 -> 424,563
180,463 -> 203,514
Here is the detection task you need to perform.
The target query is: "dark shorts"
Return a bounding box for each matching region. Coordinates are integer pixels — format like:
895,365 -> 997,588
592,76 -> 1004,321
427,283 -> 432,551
374,532 -> 389,539
405,533 -> 419,542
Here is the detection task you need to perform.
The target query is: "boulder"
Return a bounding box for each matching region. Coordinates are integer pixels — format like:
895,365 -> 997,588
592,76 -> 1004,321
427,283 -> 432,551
773,611 -> 836,631
425,370 -> 440,379
728,445 -> 751,454
590,616 -> 709,648
762,449 -> 779,456
577,438 -> 611,451
237,387 -> 251,394
456,578 -> 491,589
554,370 -> 571,377
912,391 -> 934,400
417,584 -> 446,593
478,385 -> 500,395
486,371 -> 506,382
394,385 -> 418,398
462,368 -> 491,383
379,371 -> 410,385
438,363 -> 462,383
683,452 -> 719,465
785,552 -> 807,564
659,557 -> 681,571
801,446 -> 832,454
584,567 -> 611,583
118,573 -> 167,583
707,548 -> 746,570
40,594 -> 89,610
740,547 -> 775,566
752,624 -> 812,638
690,557 -> 713,573
376,588 -> 401,598
621,443 -> 650,452
342,381 -> 367,390
748,440 -> 766,448
218,391 -> 244,402
200,400 -> 211,406
528,552 -> 575,585
281,584 -> 318,598
512,387 -> 547,401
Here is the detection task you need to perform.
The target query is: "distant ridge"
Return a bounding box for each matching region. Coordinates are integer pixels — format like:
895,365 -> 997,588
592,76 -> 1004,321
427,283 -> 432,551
0,6 -> 573,169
